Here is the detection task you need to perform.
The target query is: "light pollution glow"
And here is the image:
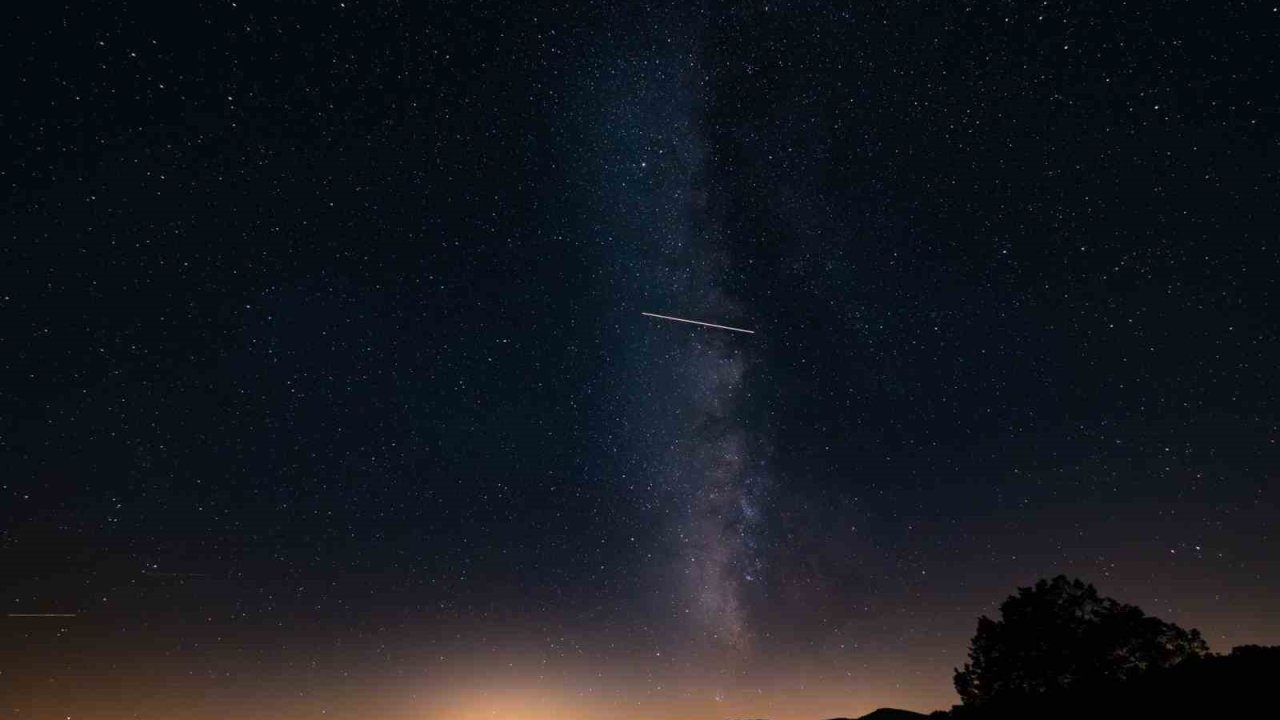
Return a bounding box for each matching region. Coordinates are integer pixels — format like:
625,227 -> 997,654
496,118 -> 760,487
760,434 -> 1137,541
6,649 -> 951,720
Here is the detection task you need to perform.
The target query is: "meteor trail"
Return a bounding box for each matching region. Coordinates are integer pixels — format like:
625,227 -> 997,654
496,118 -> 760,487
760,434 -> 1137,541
8,613 -> 77,618
642,312 -> 755,334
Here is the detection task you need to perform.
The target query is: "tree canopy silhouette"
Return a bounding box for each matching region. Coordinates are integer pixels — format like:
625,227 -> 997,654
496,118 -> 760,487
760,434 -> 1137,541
953,576 -> 1208,706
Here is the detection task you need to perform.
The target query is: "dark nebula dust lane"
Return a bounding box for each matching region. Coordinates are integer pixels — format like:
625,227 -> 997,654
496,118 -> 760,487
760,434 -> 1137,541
2,1 -> 1277,719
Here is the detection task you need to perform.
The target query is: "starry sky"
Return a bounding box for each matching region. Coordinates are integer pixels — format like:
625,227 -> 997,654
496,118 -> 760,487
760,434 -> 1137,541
2,2 -> 1277,719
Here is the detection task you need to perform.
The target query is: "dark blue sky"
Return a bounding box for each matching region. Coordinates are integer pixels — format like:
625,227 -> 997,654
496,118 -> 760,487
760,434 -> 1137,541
2,2 -> 1277,718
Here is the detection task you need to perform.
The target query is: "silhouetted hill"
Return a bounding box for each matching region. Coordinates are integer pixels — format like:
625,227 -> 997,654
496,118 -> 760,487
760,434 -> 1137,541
738,708 -> 930,720
815,709 -> 929,720
851,709 -> 930,720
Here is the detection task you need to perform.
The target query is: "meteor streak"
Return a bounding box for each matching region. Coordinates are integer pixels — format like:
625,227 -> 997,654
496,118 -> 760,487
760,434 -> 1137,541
8,613 -> 77,618
642,312 -> 755,334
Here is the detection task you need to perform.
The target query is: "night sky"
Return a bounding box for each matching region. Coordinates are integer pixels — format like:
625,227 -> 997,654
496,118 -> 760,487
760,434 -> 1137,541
3,2 -> 1278,718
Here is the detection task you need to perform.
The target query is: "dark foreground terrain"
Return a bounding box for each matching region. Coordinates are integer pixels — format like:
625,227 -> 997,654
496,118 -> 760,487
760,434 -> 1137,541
833,645 -> 1280,720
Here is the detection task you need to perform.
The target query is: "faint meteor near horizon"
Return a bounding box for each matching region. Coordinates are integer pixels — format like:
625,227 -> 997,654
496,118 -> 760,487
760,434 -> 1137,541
642,312 -> 755,334
8,613 -> 78,618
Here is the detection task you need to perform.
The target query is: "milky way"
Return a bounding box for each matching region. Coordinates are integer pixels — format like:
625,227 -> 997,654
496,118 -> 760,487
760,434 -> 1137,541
680,334 -> 766,651
5,2 -> 1277,718
582,7 -> 771,659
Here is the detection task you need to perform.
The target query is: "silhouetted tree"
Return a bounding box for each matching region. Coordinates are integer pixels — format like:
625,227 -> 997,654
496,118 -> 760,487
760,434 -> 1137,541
953,576 -> 1208,706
